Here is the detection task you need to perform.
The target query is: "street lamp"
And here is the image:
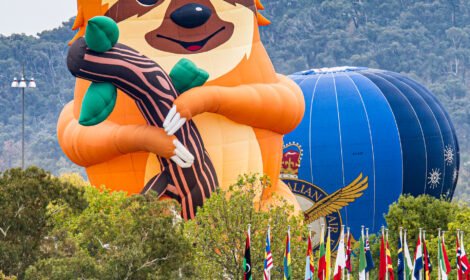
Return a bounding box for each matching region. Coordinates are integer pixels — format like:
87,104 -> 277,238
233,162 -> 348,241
11,68 -> 36,169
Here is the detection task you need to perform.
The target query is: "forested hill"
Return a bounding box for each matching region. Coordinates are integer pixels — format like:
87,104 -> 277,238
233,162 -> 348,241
0,0 -> 469,197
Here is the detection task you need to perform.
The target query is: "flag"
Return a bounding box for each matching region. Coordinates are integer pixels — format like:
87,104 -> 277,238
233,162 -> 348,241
461,233 -> 470,277
457,236 -> 463,280
243,228 -> 252,280
387,240 -> 395,280
365,230 -> 375,273
318,227 -> 327,280
305,234 -> 315,280
284,229 -> 292,280
413,233 -> 423,280
438,233 -> 451,280
326,228 -> 332,280
264,228 -> 274,280
403,231 -> 413,280
398,233 -> 405,280
380,235 -> 387,280
334,228 -> 346,280
346,231 -> 352,274
359,231 -> 367,280
423,236 -> 432,280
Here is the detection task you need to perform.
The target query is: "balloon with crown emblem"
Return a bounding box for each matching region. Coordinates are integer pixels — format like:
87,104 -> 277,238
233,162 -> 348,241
282,67 -> 460,246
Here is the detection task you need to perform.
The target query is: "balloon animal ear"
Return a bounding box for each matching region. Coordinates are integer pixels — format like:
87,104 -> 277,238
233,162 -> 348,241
170,59 -> 209,94
79,83 -> 117,126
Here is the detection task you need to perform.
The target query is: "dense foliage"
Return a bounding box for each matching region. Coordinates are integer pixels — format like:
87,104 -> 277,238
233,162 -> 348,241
0,1 -> 468,195
184,174 -> 306,279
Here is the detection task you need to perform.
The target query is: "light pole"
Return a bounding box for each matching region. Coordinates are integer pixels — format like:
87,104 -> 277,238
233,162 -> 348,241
11,67 -> 36,169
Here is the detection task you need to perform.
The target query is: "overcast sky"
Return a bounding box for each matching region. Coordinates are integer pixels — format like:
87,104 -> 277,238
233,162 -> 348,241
0,0 -> 76,36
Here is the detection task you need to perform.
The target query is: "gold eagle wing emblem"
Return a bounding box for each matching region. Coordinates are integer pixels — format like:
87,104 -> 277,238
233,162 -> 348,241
304,173 -> 368,223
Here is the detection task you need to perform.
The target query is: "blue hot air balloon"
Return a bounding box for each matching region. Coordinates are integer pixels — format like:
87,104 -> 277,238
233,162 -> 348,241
282,67 -> 459,245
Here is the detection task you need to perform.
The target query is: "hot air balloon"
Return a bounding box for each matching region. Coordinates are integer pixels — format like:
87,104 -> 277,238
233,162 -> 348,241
282,67 -> 460,247
58,0 -> 305,219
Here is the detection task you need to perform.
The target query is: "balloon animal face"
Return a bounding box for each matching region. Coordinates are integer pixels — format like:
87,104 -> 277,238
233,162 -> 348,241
103,0 -> 256,80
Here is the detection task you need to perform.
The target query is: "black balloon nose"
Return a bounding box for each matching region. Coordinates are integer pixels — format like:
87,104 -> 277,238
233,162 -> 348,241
170,3 -> 212,29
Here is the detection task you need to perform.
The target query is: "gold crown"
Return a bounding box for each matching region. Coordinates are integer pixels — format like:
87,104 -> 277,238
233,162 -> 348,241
280,142 -> 303,179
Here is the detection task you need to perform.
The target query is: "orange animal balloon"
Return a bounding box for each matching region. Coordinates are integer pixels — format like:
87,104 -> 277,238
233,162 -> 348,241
57,0 -> 305,214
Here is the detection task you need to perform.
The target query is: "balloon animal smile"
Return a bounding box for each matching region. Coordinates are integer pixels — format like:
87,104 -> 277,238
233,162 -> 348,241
156,26 -> 226,52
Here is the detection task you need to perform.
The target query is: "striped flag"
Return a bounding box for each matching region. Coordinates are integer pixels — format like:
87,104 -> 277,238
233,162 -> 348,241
318,226 -> 327,280
243,226 -> 252,280
359,229 -> 367,280
284,227 -> 292,280
413,231 -> 423,280
403,231 -> 413,280
326,228 -> 331,280
264,227 -> 274,280
438,232 -> 451,280
461,232 -> 470,277
422,234 -> 432,280
346,229 -> 352,274
386,239 -> 395,280
305,232 -> 315,280
379,233 -> 387,280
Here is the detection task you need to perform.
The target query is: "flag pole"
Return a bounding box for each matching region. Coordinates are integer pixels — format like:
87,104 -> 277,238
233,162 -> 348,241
419,228 -> 423,280
328,226 -> 332,280
438,228 -> 441,280
405,228 -> 409,280
458,229 -> 461,280
347,227 -> 351,280
366,228 -> 370,280
400,227 -> 405,280
342,225 -> 346,280
322,223 -> 326,280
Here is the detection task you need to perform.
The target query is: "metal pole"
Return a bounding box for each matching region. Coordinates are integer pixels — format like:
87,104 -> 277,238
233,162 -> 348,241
366,228 -> 370,280
22,86 -> 25,169
438,228 -> 441,280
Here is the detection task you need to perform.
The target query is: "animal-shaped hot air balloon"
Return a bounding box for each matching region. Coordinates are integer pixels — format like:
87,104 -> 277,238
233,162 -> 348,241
57,0 -> 305,219
282,67 -> 460,247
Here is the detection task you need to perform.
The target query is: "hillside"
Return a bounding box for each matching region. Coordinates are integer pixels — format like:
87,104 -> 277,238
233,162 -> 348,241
0,0 -> 468,197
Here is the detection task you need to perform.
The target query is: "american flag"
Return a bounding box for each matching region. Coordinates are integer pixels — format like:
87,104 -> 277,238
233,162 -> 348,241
264,228 -> 274,280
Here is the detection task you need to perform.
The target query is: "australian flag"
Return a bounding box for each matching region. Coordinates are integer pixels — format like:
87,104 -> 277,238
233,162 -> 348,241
365,235 -> 375,272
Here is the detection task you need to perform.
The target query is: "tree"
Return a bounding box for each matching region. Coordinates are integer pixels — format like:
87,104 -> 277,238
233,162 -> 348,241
25,185 -> 195,280
0,167 -> 87,278
184,174 -> 307,279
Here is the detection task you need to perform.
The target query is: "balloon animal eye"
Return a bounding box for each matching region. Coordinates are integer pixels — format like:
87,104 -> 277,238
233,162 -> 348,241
136,0 -> 158,6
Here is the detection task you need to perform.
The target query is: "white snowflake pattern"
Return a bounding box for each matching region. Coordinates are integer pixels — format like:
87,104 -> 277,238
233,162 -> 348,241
444,145 -> 455,166
427,168 -> 442,189
453,168 -> 459,184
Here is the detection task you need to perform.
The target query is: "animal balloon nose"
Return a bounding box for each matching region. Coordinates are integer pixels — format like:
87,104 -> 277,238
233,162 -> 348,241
170,3 -> 212,29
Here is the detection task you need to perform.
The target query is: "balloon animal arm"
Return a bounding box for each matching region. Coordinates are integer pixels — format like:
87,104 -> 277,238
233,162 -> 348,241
173,74 -> 305,134
58,102 -> 177,167
304,173 -> 369,224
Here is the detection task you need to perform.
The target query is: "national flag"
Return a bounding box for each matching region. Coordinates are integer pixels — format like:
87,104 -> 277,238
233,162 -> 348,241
403,231 -> 413,280
380,234 -> 387,280
457,236 -> 463,280
243,227 -> 252,280
264,228 -> 274,280
461,233 -> 470,277
334,228 -> 346,280
318,226 -> 326,280
386,239 -> 395,280
365,230 -> 375,273
346,230 -> 352,274
305,234 -> 315,280
398,233 -> 405,280
284,228 -> 292,280
326,228 -> 332,280
423,236 -> 432,280
413,233 -> 423,280
438,233 -> 451,280
359,231 -> 367,280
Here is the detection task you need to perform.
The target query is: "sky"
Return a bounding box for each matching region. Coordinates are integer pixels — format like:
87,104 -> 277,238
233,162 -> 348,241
0,0 -> 76,36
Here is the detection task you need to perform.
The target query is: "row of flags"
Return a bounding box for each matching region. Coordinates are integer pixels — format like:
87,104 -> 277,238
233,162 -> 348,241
243,225 -> 470,280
